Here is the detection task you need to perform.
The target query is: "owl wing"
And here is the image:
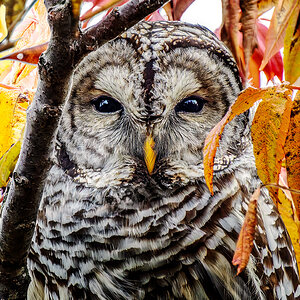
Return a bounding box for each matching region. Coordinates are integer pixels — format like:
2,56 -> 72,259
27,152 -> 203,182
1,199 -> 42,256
254,188 -> 300,300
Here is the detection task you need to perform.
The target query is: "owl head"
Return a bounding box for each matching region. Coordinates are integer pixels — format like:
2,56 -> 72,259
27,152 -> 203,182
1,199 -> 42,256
56,21 -> 248,192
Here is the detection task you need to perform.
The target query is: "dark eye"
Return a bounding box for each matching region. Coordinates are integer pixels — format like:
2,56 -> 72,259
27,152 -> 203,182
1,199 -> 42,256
175,96 -> 206,113
92,96 -> 123,113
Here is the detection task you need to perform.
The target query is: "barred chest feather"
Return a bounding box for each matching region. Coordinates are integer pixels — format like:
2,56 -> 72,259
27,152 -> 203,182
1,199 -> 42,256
27,160 -> 300,300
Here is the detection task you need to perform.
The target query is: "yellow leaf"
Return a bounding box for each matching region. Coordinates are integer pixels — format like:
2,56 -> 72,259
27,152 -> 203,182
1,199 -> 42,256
260,0 -> 299,70
0,139 -> 21,187
0,4 -> 7,42
251,87 -> 293,203
284,8 -> 300,84
0,88 -> 30,157
2,0 -> 26,29
277,187 -> 300,273
284,91 -> 300,219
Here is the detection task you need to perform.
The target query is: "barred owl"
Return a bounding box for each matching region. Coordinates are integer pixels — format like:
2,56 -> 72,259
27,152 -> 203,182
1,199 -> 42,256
27,21 -> 300,299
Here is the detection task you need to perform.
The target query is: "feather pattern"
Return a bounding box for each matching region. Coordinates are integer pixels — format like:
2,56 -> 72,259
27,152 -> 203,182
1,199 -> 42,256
27,21 -> 300,299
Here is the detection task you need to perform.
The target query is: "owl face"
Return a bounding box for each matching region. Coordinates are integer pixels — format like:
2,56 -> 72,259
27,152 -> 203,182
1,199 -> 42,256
58,21 -> 244,190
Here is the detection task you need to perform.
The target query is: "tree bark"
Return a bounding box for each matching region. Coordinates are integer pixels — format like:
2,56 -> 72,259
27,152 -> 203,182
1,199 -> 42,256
0,0 -> 168,298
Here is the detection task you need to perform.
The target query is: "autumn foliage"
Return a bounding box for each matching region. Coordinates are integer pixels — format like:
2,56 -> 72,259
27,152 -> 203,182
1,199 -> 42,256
0,0 -> 299,277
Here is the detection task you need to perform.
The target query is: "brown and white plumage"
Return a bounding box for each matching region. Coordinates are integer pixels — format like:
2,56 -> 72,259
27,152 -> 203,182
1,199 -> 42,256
27,21 -> 300,299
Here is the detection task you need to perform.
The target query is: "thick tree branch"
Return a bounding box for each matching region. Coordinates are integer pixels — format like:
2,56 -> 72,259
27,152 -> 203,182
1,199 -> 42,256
0,0 -> 168,298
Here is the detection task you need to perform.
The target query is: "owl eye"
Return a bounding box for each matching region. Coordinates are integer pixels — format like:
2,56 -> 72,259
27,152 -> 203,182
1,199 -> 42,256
175,96 -> 206,113
92,96 -> 123,113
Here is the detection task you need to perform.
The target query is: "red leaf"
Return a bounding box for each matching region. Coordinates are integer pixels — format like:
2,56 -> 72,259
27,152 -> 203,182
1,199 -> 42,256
172,0 -> 195,20
255,21 -> 283,82
232,187 -> 259,275
80,0 -> 126,21
145,10 -> 166,22
0,43 -> 48,65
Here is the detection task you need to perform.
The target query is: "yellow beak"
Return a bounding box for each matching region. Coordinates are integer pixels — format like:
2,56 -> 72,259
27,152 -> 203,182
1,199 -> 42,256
144,134 -> 156,175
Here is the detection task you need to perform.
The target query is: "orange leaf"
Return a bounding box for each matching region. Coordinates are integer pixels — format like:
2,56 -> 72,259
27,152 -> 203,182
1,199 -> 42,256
203,86 -> 269,194
0,83 -> 18,90
163,2 -> 173,20
260,0 -> 299,70
284,91 -> 300,219
251,86 -> 293,203
0,43 -> 48,65
232,187 -> 259,275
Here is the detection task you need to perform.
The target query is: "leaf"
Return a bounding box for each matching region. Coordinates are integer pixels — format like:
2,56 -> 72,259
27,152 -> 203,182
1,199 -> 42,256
277,186 -> 300,273
0,42 -> 48,65
163,2 -> 173,20
0,88 -> 21,157
203,87 -> 270,194
0,57 -> 12,81
257,0 -> 277,16
251,86 -> 293,202
249,21 -> 283,87
80,0 -> 124,21
220,0 -> 242,75
9,0 -> 49,86
232,187 -> 259,275
0,139 -> 21,187
240,0 -> 258,77
260,0 -> 299,71
2,0 -> 26,29
0,88 -> 31,157
0,83 -> 18,89
145,9 -> 166,22
284,91 -> 300,219
284,8 -> 300,84
0,4 -> 7,42
172,0 -> 195,20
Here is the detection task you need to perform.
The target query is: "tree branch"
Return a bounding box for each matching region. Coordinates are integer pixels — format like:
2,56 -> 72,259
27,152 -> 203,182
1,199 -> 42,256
0,0 -> 168,298
77,0 -> 168,61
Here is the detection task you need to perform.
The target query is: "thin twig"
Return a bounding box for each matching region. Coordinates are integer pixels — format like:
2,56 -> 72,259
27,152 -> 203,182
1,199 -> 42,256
262,183 -> 300,195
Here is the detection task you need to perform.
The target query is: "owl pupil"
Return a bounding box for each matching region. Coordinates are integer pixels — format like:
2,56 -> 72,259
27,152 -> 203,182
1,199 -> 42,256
92,96 -> 123,113
175,96 -> 205,113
